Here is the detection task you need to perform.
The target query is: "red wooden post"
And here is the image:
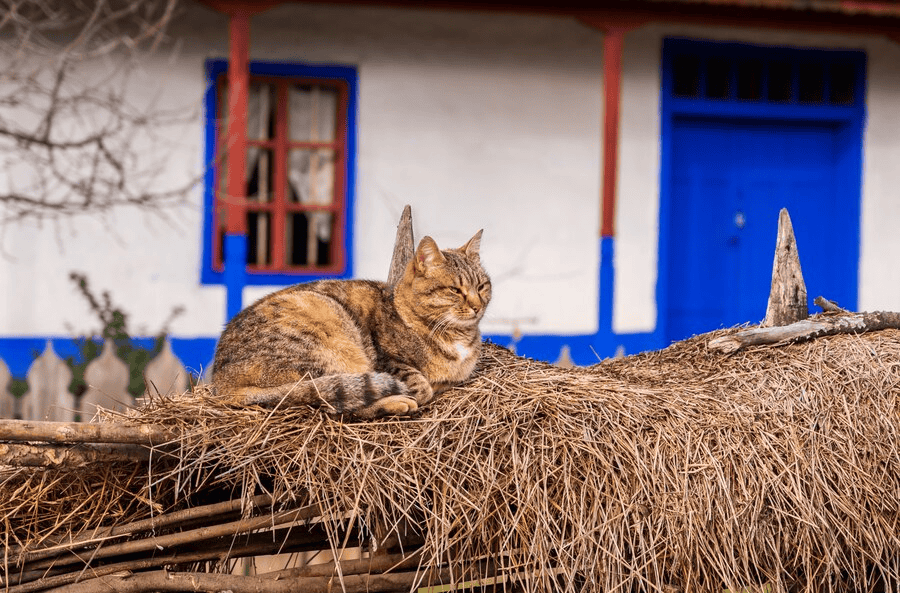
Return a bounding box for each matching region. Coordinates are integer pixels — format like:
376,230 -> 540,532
601,26 -> 625,239
225,9 -> 250,235
222,8 -> 251,320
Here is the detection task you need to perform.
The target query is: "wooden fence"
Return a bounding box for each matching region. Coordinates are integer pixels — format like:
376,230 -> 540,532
0,339 -> 192,421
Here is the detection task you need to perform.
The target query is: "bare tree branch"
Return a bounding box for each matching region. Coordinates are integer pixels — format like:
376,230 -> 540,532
0,0 -> 198,223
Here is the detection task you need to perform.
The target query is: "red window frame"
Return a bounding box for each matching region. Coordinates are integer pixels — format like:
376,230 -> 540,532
212,74 -> 349,275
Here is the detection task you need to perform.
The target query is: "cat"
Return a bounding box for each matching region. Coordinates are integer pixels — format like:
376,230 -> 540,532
211,230 -> 491,419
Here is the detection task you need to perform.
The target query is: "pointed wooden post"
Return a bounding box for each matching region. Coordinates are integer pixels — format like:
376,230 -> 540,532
144,339 -> 189,397
387,205 -> 415,288
81,339 -> 132,419
22,341 -> 74,422
761,208 -> 808,328
554,345 -> 574,368
0,357 -> 12,419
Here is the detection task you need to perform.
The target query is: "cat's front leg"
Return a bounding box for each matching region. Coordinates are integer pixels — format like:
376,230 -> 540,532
387,363 -> 435,406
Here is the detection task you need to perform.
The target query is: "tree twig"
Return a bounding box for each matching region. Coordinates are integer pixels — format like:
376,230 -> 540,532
708,311 -> 900,353
814,296 -> 849,313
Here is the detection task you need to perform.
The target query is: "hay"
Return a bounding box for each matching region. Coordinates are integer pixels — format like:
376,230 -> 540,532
4,323 -> 900,593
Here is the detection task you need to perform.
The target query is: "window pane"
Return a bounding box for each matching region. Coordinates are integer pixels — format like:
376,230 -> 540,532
289,85 -> 338,142
767,61 -> 792,102
829,62 -> 856,105
247,83 -> 276,140
287,212 -> 333,267
672,55 -> 701,98
287,149 -> 335,205
246,211 -> 271,266
245,148 -> 274,202
705,57 -> 731,99
798,62 -> 824,104
216,222 -> 225,268
736,59 -> 763,101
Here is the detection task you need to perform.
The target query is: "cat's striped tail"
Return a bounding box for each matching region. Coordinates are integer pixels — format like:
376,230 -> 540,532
220,372 -> 417,419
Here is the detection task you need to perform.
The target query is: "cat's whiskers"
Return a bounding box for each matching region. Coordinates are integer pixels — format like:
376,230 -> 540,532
428,311 -> 457,341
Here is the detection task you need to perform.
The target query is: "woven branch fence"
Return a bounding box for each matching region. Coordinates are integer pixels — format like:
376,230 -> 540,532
4,207 -> 900,593
2,319 -> 900,593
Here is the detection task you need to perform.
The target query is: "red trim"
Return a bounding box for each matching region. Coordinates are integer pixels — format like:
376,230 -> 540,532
271,84 -> 289,268
580,17 -> 646,239
600,27 -> 625,239
224,11 -> 250,235
329,80 -> 348,272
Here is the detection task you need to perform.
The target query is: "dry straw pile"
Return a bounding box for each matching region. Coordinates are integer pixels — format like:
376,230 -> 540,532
3,324 -> 900,593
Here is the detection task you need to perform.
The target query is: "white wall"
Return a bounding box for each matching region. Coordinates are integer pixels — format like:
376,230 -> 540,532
0,3 -> 605,339
2,2 -> 899,342
243,5 -> 605,336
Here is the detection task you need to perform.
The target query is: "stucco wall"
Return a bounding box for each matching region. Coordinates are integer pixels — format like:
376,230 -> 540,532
1,2 -> 898,348
0,3 -> 604,340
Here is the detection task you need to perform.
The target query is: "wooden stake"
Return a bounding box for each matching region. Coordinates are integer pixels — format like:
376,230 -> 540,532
761,208 -> 808,328
387,205 -> 415,289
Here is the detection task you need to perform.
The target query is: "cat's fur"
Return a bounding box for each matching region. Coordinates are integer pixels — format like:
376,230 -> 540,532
211,231 -> 491,419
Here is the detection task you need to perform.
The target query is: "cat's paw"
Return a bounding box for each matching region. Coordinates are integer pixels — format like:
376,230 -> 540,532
358,394 -> 418,419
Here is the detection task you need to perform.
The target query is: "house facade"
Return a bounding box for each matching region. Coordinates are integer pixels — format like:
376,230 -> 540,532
1,0 -> 899,378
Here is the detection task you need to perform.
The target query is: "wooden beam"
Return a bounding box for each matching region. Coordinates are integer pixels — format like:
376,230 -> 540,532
600,26 -> 625,238
42,567 -> 456,593
0,419 -> 175,445
576,17 -> 647,239
0,442 -> 153,468
224,9 -> 251,235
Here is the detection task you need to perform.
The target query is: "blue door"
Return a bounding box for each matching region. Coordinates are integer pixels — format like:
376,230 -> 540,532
661,40 -> 865,343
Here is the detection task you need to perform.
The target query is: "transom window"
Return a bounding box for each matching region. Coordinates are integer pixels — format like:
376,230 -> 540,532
667,39 -> 864,107
202,61 -> 357,285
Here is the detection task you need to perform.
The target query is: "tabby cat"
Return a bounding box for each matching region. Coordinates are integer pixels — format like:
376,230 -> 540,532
212,231 -> 491,419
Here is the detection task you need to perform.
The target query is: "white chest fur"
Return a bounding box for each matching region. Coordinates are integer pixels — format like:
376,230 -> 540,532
454,341 -> 472,360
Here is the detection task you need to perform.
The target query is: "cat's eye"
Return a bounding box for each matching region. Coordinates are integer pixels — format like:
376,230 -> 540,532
447,286 -> 462,295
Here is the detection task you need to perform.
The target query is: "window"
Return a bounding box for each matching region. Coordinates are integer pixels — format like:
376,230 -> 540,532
665,40 -> 864,109
202,61 -> 357,285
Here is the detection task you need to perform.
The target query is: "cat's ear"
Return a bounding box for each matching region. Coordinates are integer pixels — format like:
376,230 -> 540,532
415,236 -> 445,274
460,229 -> 483,261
